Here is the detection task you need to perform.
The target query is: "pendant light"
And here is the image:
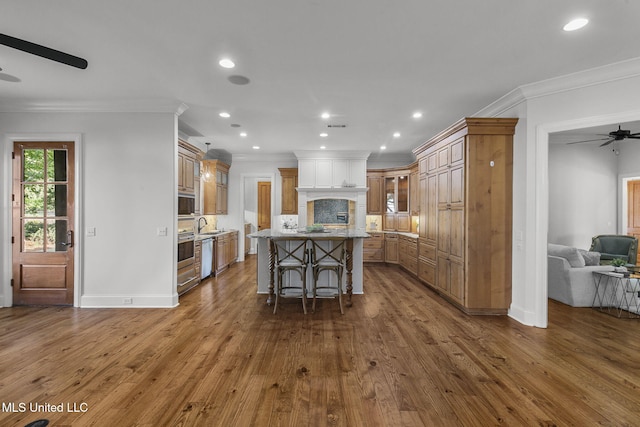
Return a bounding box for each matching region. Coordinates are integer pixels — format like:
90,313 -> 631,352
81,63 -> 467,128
201,143 -> 213,182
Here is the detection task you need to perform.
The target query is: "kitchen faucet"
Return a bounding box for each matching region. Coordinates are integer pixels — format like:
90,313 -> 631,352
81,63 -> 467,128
197,217 -> 208,234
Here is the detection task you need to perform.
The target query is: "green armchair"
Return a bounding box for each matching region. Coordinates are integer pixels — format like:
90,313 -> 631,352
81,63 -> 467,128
589,234 -> 638,265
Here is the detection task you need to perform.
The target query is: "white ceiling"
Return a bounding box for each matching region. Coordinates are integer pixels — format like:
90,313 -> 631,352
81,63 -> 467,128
2,1 -> 640,160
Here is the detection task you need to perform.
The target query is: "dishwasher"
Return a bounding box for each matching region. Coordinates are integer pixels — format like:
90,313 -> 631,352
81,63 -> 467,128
200,237 -> 214,279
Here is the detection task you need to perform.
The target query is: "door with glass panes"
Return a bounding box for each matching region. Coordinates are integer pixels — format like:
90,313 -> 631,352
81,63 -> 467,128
12,141 -> 75,305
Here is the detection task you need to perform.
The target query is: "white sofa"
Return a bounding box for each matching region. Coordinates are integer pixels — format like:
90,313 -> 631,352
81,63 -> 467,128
548,243 -> 614,307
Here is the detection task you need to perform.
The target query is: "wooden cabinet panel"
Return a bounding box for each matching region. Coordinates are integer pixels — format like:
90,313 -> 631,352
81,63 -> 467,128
409,168 -> 419,215
385,234 -> 398,263
367,174 -> 384,214
426,174 -> 438,246
450,165 -> 464,205
363,233 -> 385,262
178,140 -> 198,194
418,257 -> 436,286
279,168 -> 298,215
214,231 -> 238,276
396,213 -> 410,232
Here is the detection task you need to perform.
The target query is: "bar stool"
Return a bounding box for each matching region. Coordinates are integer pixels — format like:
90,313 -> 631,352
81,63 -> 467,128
310,239 -> 346,314
272,238 -> 309,314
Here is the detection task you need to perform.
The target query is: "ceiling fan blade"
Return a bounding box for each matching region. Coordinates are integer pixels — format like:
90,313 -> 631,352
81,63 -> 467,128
0,33 -> 87,69
627,135 -> 640,139
566,138 -> 609,145
600,138 -> 616,147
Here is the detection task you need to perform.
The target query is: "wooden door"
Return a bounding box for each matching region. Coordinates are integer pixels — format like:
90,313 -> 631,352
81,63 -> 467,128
257,181 -> 271,231
12,141 -> 75,305
628,180 -> 640,241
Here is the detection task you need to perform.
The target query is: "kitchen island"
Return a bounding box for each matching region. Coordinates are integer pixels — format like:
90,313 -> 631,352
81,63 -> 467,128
249,229 -> 369,307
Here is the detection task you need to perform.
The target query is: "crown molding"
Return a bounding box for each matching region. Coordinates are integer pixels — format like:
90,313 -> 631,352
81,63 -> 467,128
294,150 -> 371,160
0,98 -> 189,115
477,56 -> 640,117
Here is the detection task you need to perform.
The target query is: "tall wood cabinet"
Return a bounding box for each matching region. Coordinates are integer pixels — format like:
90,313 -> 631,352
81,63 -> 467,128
279,168 -> 298,214
366,172 -> 384,215
202,160 -> 230,215
413,117 -> 517,314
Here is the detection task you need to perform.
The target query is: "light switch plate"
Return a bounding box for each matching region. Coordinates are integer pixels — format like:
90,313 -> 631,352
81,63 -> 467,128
87,227 -> 96,237
157,227 -> 168,237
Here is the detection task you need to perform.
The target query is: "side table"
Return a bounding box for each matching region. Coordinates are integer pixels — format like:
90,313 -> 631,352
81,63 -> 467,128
592,271 -> 640,318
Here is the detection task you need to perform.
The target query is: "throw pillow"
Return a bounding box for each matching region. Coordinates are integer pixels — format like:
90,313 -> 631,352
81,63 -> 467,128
578,249 -> 601,266
548,243 -> 586,268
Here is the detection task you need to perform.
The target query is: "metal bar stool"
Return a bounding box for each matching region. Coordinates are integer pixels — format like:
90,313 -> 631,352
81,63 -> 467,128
310,238 -> 346,314
272,238 -> 309,314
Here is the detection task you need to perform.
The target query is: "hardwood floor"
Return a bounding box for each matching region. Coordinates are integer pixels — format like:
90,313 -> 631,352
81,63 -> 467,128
1,257 -> 640,426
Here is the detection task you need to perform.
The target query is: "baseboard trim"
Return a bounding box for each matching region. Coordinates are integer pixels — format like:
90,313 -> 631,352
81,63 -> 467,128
80,294 -> 179,308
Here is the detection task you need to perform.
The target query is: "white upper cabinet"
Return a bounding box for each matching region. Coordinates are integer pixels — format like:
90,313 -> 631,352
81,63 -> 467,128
295,151 -> 370,189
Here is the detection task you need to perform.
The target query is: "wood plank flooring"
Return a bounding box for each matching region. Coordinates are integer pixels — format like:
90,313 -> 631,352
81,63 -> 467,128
1,256 -> 640,426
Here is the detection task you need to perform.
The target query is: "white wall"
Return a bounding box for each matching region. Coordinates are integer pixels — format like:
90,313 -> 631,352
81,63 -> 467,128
548,143 -> 617,247
0,112 -> 178,307
478,57 -> 640,327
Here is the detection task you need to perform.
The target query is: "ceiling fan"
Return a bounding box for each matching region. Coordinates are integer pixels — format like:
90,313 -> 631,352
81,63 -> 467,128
568,125 -> 640,147
0,33 -> 88,69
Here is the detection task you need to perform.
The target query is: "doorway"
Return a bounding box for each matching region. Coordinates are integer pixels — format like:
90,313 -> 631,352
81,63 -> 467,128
257,181 -> 271,231
12,141 -> 75,305
627,179 -> 640,241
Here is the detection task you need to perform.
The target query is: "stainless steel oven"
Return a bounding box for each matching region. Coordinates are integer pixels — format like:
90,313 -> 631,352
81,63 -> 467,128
177,232 -> 197,289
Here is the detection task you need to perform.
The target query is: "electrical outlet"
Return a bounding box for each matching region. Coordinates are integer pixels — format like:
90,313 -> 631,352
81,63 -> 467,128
123,297 -> 133,304
157,227 -> 168,237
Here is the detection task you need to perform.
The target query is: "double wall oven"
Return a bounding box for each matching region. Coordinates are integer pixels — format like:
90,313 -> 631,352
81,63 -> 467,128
177,218 -> 198,293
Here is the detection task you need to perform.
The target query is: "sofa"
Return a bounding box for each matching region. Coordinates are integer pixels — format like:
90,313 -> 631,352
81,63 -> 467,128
589,234 -> 638,265
548,243 -> 614,307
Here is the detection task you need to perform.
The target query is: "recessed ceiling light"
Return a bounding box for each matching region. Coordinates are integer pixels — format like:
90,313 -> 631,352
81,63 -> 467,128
219,58 -> 235,68
252,145 -> 260,150
393,132 -> 401,138
320,145 -> 326,150
563,18 -> 589,31
380,145 -> 387,150
219,112 -> 230,118
412,112 -> 423,119
240,132 -> 247,137
321,112 -> 330,119
320,132 -> 328,138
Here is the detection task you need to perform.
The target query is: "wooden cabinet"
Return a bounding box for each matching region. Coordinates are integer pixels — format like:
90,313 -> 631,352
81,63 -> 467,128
398,234 -> 418,275
214,231 -> 238,275
409,165 -> 419,216
202,160 -> 230,215
413,117 -> 517,314
194,239 -> 202,282
244,223 -> 251,255
384,233 -> 398,264
366,173 -> 384,214
383,172 -> 410,232
279,168 -> 298,214
178,140 -> 199,194
363,232 -> 384,262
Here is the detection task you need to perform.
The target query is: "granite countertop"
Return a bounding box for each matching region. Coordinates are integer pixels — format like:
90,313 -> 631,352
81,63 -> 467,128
365,230 -> 419,239
249,229 -> 370,239
195,229 -> 237,241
